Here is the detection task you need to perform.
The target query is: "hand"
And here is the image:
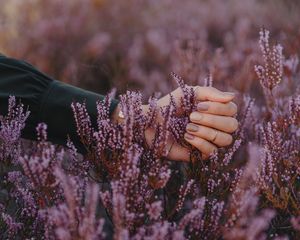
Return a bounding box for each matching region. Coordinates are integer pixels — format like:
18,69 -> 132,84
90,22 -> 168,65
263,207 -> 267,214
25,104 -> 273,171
112,86 -> 238,162
143,86 -> 238,161
184,97 -> 238,159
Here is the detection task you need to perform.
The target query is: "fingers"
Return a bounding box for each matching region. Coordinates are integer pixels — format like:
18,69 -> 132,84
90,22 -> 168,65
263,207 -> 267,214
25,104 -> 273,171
186,123 -> 233,147
194,86 -> 235,103
184,132 -> 218,156
189,112 -> 239,133
196,101 -> 237,116
167,142 -> 191,162
157,86 -> 235,114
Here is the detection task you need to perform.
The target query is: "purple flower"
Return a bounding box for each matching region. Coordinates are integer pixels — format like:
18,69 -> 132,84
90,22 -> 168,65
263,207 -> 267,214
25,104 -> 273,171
254,29 -> 283,91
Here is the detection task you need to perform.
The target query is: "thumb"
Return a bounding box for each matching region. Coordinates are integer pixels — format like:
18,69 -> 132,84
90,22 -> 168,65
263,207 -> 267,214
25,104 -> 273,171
194,86 -> 235,103
167,142 -> 191,162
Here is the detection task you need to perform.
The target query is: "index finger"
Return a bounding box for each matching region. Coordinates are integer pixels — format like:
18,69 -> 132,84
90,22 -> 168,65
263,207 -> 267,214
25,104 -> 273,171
193,86 -> 235,103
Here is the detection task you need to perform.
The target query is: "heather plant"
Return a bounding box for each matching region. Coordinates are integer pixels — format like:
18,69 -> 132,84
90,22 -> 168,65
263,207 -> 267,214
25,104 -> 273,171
1,20 -> 300,240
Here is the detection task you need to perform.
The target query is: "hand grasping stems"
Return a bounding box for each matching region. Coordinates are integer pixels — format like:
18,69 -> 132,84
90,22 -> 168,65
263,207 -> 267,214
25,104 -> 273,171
114,86 -> 239,161
184,86 -> 238,159
159,86 -> 238,161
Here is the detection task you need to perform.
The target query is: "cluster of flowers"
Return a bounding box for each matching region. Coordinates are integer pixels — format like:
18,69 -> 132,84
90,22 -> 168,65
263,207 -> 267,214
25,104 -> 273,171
0,29 -> 300,239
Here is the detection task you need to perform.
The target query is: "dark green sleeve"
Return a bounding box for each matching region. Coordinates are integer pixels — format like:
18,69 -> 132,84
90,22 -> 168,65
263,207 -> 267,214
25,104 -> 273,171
0,54 -> 119,154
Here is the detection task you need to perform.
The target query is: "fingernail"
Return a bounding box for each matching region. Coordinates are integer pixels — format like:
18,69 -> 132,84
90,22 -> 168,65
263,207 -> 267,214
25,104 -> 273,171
184,133 -> 194,140
186,123 -> 198,132
224,92 -> 235,97
197,103 -> 209,111
190,112 -> 202,121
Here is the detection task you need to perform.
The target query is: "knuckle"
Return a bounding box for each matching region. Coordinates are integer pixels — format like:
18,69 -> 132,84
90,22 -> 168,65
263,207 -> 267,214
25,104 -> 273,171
213,104 -> 222,114
193,85 -> 201,91
229,118 -> 239,132
208,86 -> 217,92
204,86 -> 215,92
224,134 -> 233,146
229,102 -> 238,115
195,137 -> 205,147
189,112 -> 201,122
197,125 -> 206,135
194,112 -> 207,124
208,146 -> 218,155
195,138 -> 208,152
189,112 -> 195,120
201,113 -> 211,124
209,129 -> 217,141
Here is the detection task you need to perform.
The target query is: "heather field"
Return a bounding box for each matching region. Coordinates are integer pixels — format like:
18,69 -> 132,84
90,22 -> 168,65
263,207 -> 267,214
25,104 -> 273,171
0,0 -> 300,239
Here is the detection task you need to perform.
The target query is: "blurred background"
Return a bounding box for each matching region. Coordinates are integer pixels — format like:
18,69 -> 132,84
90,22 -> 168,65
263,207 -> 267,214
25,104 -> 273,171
0,0 -> 299,102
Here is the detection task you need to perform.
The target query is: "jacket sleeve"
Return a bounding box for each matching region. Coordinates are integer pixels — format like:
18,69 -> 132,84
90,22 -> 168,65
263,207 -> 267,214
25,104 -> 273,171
0,54 -> 119,154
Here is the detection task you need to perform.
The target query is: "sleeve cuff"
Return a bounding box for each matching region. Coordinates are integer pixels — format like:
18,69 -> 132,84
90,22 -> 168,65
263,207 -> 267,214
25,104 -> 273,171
39,80 -> 119,154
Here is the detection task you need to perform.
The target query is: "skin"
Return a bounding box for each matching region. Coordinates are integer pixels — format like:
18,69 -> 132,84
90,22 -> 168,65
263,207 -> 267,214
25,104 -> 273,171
112,86 -> 238,162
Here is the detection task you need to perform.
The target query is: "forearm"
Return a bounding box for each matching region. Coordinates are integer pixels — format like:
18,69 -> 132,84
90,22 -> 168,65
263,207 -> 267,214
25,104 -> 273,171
0,54 -> 120,154
40,80 -> 112,152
